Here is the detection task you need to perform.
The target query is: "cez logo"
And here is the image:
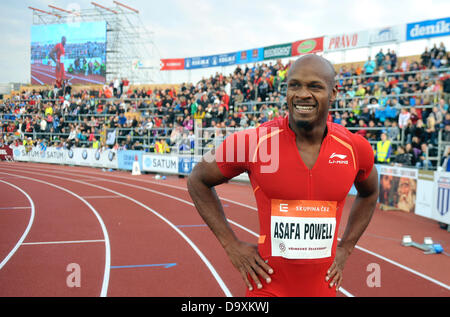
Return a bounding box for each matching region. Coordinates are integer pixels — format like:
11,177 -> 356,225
329,153 -> 348,165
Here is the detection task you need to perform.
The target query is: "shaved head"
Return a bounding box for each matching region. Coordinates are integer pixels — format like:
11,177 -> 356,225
287,54 -> 336,88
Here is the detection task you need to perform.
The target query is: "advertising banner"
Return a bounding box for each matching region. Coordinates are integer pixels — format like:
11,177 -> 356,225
406,17 -> 450,41
213,53 -> 237,67
68,148 -> 95,167
12,146 -> 118,169
324,31 -> 369,52
0,146 -> 13,161
368,25 -> 406,45
117,150 -> 143,171
185,52 -> 237,69
13,146 -> 67,164
291,37 -> 324,56
263,43 -> 292,60
378,165 -> 418,213
184,56 -> 212,69
433,172 -> 450,225
178,156 -> 193,174
236,48 -> 264,64
160,58 -> 185,71
142,154 -> 178,174
415,170 -> 435,219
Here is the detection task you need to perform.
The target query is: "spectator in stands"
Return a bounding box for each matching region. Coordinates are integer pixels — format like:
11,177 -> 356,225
398,107 -> 410,129
355,119 -> 367,138
363,56 -> 376,75
415,143 -> 433,169
92,137 -> 100,149
388,49 -> 397,70
421,47 -> 432,68
393,145 -> 413,167
425,112 -> 437,145
375,49 -> 385,68
376,132 -> 392,164
155,138 -> 170,154
440,146 -> 450,172
386,120 -> 400,142
405,143 -> 418,166
442,123 -> 450,142
193,105 -> 206,121
3,44 -> 449,171
381,54 -> 392,72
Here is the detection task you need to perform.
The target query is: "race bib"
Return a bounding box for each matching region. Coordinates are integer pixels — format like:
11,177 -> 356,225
271,199 -> 337,259
59,55 -> 65,64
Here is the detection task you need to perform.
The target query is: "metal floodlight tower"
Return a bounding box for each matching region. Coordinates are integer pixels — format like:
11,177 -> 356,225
93,1 -> 161,85
29,2 -> 162,85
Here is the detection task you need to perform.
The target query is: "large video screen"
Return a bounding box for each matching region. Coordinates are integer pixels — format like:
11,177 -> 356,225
31,21 -> 107,86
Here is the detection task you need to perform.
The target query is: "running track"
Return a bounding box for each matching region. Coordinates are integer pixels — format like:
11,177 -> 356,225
31,63 -> 105,85
0,161 -> 449,297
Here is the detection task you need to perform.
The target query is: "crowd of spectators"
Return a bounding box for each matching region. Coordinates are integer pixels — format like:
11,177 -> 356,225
1,43 -> 450,169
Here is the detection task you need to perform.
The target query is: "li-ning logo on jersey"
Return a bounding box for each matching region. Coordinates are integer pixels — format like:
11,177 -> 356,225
329,152 -> 348,165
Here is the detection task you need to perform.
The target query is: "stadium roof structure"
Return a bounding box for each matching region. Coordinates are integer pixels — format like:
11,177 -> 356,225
29,1 -> 163,85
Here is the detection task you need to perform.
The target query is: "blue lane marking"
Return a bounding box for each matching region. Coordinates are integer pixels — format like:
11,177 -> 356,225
176,224 -> 207,228
111,263 -> 177,269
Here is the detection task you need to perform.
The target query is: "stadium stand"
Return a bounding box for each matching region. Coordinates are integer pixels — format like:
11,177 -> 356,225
1,44 -> 450,170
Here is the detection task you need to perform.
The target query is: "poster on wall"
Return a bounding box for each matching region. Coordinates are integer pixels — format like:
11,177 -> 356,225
378,166 -> 418,213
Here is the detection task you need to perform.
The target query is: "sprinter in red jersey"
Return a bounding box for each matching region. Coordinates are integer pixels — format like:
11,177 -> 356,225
49,36 -> 67,88
187,54 -> 379,297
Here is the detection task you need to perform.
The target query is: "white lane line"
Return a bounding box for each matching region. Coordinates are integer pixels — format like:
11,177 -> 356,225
44,168 -> 356,296
11,165 -> 450,293
0,180 -> 35,270
0,172 -> 111,297
22,239 -> 105,246
0,167 -> 233,297
82,196 -> 122,199
348,242 -> 450,291
92,170 -> 450,292
0,207 -> 31,210
0,166 -> 355,297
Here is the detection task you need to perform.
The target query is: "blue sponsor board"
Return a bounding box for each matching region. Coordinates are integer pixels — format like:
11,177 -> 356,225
178,156 -> 193,174
236,48 -> 264,64
214,53 -> 236,67
185,56 -> 212,69
178,156 -> 202,174
406,17 -> 450,41
118,150 -> 143,170
185,52 -> 237,69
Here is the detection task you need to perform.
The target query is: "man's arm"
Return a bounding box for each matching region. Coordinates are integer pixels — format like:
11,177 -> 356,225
326,166 -> 379,290
187,150 -> 273,291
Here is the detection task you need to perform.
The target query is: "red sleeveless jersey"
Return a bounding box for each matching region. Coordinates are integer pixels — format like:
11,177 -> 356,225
216,115 -> 374,265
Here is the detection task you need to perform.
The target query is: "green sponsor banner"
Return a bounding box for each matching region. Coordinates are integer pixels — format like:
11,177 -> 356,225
263,43 -> 292,60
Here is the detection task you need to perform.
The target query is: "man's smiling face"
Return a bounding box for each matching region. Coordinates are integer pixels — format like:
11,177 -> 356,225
286,55 -> 337,131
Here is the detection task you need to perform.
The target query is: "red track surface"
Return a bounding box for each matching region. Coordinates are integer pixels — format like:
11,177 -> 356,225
31,63 -> 105,85
0,161 -> 449,297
